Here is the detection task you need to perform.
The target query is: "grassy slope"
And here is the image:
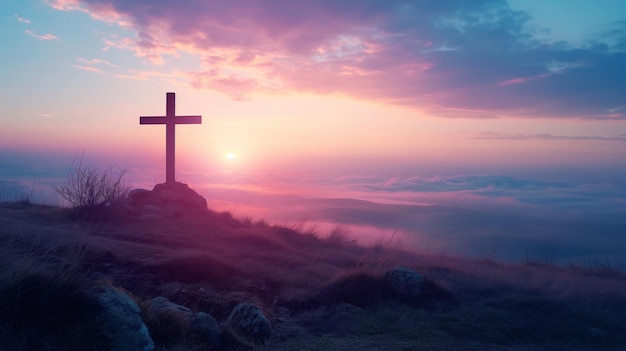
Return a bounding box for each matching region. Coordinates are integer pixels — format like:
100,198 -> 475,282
1,202 -> 625,350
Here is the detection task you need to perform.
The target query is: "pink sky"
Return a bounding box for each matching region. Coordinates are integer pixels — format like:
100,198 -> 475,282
1,0 -> 625,178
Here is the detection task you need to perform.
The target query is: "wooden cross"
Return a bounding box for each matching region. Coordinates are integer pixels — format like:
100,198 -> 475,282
140,92 -> 202,184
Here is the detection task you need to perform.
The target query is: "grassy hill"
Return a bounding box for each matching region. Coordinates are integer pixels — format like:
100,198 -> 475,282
1,201 -> 625,350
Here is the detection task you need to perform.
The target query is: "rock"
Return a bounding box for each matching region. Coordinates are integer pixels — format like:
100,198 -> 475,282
224,303 -> 272,345
153,182 -> 207,211
145,297 -> 221,348
147,296 -> 193,319
189,312 -> 221,347
94,285 -> 155,351
124,181 -> 207,219
161,202 -> 186,218
139,204 -> 165,220
383,267 -> 425,301
383,267 -> 458,310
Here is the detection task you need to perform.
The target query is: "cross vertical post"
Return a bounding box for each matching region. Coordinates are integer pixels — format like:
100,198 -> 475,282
140,92 -> 202,184
166,92 -> 175,184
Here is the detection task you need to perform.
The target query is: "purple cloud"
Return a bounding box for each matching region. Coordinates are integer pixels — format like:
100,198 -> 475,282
49,0 -> 626,119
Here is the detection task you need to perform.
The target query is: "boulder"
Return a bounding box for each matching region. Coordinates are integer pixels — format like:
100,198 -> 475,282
139,204 -> 165,220
161,202 -> 186,218
94,285 -> 155,351
224,303 -> 272,345
189,312 -> 221,347
153,182 -> 207,211
383,267 -> 458,310
145,297 -> 221,348
124,181 -> 207,219
383,267 -> 425,301
147,296 -> 192,319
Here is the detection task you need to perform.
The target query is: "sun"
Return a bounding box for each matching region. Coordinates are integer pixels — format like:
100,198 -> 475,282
226,153 -> 236,160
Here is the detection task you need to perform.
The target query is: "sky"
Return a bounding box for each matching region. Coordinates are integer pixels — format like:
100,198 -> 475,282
1,0 -> 626,266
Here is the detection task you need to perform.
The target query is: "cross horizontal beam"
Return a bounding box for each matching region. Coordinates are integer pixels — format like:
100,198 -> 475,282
140,115 -> 202,124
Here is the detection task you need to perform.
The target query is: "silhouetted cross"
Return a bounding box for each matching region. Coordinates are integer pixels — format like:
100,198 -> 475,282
140,92 -> 202,184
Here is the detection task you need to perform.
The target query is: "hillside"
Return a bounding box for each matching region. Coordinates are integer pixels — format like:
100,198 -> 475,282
1,201 -> 625,350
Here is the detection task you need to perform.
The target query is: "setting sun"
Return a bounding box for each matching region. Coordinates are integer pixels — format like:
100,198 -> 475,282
226,153 -> 236,160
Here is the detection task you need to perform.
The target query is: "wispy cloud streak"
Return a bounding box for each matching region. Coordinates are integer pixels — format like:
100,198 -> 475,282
74,65 -> 104,74
73,57 -> 119,74
15,14 -> 31,24
473,132 -> 626,142
25,29 -> 59,41
76,58 -> 118,67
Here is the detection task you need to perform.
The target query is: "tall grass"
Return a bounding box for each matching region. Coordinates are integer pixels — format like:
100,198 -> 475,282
0,208 -> 110,350
0,181 -> 33,204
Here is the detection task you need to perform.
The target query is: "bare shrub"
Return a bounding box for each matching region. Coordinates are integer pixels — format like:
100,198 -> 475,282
54,158 -> 129,210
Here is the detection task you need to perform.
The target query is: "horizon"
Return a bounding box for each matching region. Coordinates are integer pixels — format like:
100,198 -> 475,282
1,1 -> 625,268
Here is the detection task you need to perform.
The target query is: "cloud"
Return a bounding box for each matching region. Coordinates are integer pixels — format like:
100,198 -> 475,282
473,132 -> 626,142
48,0 -> 626,119
114,69 -> 188,85
15,14 -> 31,24
73,57 -> 119,74
191,171 -> 626,264
497,73 -> 552,86
335,174 -> 626,216
76,57 -> 118,67
25,29 -> 59,41
74,65 -> 104,74
360,174 -> 566,194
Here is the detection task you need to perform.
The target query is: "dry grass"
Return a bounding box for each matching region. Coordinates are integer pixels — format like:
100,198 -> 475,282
0,206 -> 109,350
1,202 -> 625,350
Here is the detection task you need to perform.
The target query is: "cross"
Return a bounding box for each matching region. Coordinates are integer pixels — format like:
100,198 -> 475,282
140,92 -> 202,184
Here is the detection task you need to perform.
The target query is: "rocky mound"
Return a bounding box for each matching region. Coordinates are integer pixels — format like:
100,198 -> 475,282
123,182 -> 207,219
